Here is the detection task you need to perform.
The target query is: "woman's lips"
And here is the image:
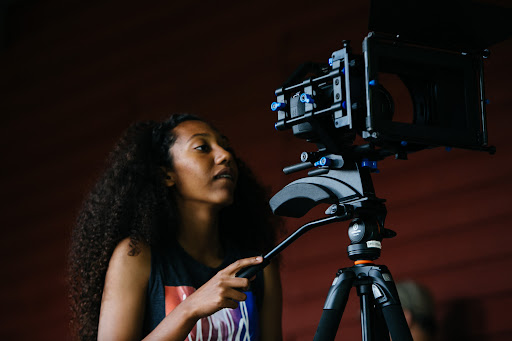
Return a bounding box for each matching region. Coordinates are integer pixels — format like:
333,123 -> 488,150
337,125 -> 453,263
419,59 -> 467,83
213,168 -> 235,181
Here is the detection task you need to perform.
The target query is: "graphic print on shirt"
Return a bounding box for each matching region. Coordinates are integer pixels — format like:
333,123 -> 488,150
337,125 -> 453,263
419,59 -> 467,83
164,286 -> 260,341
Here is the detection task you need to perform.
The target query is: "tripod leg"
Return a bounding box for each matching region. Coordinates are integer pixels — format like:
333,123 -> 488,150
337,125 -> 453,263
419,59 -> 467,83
373,303 -> 391,341
356,283 -> 375,341
369,266 -> 413,341
313,268 -> 355,341
357,282 -> 390,341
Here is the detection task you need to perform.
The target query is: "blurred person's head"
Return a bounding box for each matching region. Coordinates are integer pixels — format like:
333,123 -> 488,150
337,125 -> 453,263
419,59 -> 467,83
396,280 -> 437,341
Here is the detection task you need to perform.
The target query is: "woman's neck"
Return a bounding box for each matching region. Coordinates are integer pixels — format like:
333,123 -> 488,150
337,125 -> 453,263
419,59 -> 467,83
176,201 -> 224,268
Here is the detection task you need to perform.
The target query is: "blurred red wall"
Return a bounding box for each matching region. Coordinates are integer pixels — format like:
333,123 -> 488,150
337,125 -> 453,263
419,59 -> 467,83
1,1 -> 511,340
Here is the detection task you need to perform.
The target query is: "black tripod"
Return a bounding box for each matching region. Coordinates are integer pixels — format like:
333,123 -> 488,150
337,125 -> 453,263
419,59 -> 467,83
312,226 -> 413,341
314,192 -> 412,341
237,162 -> 413,340
313,262 -> 412,341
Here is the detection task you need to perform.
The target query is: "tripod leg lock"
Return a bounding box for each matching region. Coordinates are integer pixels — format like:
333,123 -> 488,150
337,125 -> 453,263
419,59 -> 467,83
324,269 -> 355,310
368,267 -> 401,307
371,283 -> 385,299
313,268 -> 356,341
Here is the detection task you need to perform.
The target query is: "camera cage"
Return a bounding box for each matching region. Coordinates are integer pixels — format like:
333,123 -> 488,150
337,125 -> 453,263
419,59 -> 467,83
272,32 -> 493,163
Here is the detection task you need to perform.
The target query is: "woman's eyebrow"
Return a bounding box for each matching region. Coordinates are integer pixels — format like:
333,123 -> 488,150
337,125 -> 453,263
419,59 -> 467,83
187,133 -> 211,142
187,133 -> 230,144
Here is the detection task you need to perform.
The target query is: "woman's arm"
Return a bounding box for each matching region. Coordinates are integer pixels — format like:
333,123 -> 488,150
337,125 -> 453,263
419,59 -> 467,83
97,238 -> 197,341
97,238 -> 263,341
97,238 -> 153,341
260,259 -> 283,341
145,257 -> 263,341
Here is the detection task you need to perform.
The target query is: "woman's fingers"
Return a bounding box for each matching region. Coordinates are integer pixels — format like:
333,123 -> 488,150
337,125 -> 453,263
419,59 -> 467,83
225,288 -> 247,303
223,298 -> 239,310
221,277 -> 250,291
187,257 -> 263,317
223,256 -> 263,276
220,289 -> 248,310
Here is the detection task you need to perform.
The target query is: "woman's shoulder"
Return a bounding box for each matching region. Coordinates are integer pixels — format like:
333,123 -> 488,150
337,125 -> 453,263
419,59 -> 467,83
108,237 -> 152,280
113,237 -> 151,255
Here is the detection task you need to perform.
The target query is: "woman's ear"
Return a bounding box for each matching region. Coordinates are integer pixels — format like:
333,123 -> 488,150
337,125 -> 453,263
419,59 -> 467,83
162,167 -> 175,187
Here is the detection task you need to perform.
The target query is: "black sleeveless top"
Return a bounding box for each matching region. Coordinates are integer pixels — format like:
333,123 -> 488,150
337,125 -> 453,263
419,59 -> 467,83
143,241 -> 264,340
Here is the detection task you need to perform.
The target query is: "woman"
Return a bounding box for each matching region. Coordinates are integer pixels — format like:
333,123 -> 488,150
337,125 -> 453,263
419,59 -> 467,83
69,114 -> 283,340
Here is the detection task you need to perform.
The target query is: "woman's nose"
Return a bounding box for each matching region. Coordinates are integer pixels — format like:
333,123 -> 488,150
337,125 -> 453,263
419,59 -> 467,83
214,146 -> 233,165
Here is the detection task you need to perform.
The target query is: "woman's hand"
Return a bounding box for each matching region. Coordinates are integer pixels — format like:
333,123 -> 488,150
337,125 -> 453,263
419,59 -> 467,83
182,256 -> 263,319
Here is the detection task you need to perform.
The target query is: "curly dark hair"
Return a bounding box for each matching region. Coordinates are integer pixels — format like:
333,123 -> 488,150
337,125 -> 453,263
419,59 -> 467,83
68,113 -> 282,340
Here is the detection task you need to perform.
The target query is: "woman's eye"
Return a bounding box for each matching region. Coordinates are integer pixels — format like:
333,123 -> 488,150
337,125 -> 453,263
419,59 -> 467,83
195,144 -> 210,152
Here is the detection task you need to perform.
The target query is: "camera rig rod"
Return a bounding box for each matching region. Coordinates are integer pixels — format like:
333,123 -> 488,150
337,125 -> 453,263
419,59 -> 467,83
280,69 -> 341,94
275,103 -> 343,131
236,207 -> 353,279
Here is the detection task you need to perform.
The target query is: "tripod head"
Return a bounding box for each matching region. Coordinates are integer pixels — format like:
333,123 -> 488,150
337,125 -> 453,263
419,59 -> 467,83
269,157 -> 395,262
236,155 -> 395,279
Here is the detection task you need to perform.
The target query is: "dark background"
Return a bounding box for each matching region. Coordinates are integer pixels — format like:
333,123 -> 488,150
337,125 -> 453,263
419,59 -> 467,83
1,1 -> 511,340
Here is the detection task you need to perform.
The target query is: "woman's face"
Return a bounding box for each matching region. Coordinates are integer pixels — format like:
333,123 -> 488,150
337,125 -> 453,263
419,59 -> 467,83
166,120 -> 238,209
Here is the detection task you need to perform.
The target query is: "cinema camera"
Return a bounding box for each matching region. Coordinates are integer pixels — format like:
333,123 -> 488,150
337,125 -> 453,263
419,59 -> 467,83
273,32 -> 492,160
236,1 -> 511,340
